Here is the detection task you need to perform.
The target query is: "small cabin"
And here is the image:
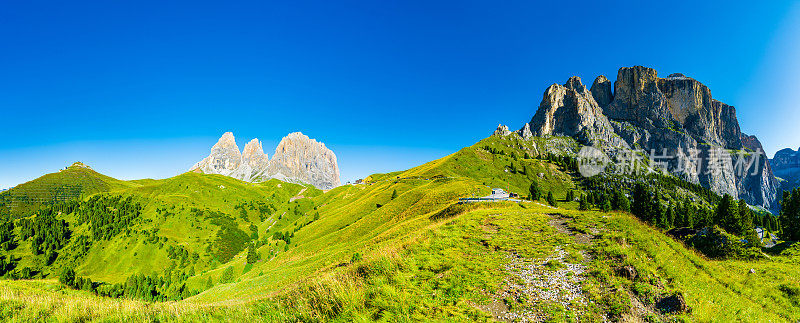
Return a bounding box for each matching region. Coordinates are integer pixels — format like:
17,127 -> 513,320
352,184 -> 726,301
488,188 -> 510,199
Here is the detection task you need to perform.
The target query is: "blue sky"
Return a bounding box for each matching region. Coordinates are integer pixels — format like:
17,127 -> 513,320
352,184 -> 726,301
1,0 -> 799,188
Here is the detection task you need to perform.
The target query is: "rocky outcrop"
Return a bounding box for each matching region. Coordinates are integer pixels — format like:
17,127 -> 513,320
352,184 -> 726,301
494,124 -> 511,136
235,139 -> 270,181
771,148 -> 800,195
524,76 -> 627,148
508,66 -> 779,209
191,132 -> 242,178
191,132 -> 340,189
590,75 -> 613,108
267,132 -> 341,190
603,66 -> 743,149
772,148 -> 800,170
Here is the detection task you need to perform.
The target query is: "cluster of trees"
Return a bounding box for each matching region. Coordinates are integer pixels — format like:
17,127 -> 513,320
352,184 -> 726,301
154,206 -> 176,220
779,188 -> 800,240
483,145 -> 510,156
543,153 -> 579,173
18,211 -> 71,265
629,183 -> 767,246
546,192 -> 557,207
58,268 -> 95,291
203,209 -> 251,263
272,231 -> 293,245
59,267 -> 197,302
166,245 -> 198,266
121,272 -> 195,301
76,195 -> 142,240
0,255 -> 17,277
528,181 -> 559,207
508,161 -> 528,176
0,254 -> 34,279
234,203 -> 250,221
584,174 -> 721,207
0,220 -> 16,251
714,195 -> 758,238
631,183 -> 714,231
579,189 -> 630,213
246,243 -> 260,264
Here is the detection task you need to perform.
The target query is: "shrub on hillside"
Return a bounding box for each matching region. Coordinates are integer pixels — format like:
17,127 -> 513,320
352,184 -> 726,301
688,227 -> 764,260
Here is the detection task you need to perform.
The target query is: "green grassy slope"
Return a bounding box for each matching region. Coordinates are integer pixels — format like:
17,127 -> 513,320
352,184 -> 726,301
0,162 -> 139,218
188,135 -> 581,304
7,171 -> 317,286
3,135 -> 800,321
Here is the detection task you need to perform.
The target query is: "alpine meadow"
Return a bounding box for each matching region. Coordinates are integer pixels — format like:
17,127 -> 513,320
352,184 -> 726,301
3,1 -> 800,322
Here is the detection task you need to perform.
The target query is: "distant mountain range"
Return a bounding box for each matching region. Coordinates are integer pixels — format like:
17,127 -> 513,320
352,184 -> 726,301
771,147 -> 800,195
190,132 -> 340,190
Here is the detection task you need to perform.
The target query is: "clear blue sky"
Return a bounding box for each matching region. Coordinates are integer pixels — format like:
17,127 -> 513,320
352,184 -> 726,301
2,0 -> 799,188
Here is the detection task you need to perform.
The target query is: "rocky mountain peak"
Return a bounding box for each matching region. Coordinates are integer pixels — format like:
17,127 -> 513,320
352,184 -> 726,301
524,76 -> 625,147
773,148 -> 800,170
69,162 -> 92,170
503,65 -> 779,209
267,132 -> 340,190
590,75 -> 613,108
214,132 -> 239,150
564,76 -> 587,93
771,147 -> 800,198
191,132 -> 340,189
242,138 -> 266,159
494,124 -> 511,136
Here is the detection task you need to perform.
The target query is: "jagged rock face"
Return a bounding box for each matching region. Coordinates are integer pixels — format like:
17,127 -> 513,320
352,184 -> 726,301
603,66 -> 743,149
519,123 -> 533,140
234,139 -> 269,181
590,75 -> 613,108
771,148 -> 800,194
508,66 -> 779,209
772,148 -> 800,170
191,132 -> 242,177
526,76 -> 626,147
602,67 -> 776,208
191,132 -> 340,189
740,133 -> 765,152
267,132 -> 340,190
494,124 -> 511,136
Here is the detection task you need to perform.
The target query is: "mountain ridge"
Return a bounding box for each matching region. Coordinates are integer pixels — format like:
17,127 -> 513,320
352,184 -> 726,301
191,132 -> 340,189
771,147 -> 800,195
497,65 -> 778,209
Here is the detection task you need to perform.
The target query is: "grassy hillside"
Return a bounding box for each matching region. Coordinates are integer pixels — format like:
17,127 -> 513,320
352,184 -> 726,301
2,135 -> 800,321
0,162 -> 139,218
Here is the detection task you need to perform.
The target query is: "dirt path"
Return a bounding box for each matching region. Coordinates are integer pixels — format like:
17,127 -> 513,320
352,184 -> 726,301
482,213 -> 595,322
289,188 -> 307,202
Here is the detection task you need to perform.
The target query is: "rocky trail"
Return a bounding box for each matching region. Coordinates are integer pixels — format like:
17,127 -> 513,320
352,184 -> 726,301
483,213 -> 595,322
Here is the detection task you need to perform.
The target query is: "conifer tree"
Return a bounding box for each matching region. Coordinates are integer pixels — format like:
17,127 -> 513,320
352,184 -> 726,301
579,196 -> 589,211
780,189 -> 800,240
59,267 -> 76,288
566,190 -> 575,202
612,190 -> 631,212
601,199 -> 612,212
529,181 -> 541,201
631,183 -> 649,220
246,243 -> 259,264
546,192 -> 557,207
